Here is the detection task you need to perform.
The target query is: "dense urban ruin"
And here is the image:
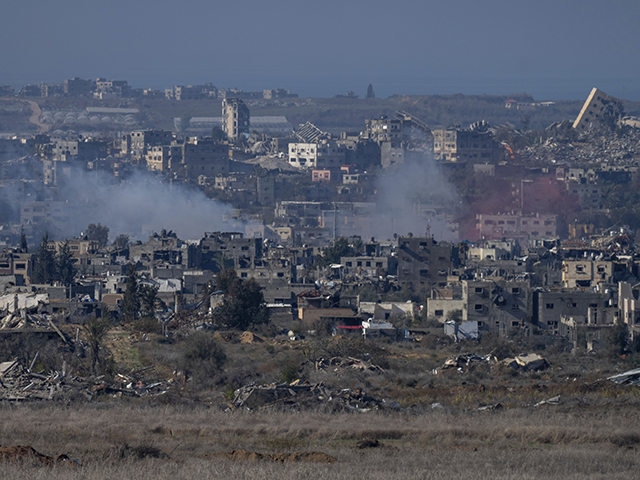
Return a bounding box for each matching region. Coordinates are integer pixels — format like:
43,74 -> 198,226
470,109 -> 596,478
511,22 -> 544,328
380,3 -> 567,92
1,78 -> 640,416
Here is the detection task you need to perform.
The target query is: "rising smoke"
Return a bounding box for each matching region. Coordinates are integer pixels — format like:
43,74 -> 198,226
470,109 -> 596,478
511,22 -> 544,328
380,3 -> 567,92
371,152 -> 460,242
32,165 -> 240,242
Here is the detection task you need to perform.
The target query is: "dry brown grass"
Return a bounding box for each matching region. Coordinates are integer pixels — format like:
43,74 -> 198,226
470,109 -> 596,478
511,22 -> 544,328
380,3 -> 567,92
1,404 -> 640,479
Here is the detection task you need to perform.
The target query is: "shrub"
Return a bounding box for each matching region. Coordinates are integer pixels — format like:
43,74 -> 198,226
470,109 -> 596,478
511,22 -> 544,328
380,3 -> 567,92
178,332 -> 226,388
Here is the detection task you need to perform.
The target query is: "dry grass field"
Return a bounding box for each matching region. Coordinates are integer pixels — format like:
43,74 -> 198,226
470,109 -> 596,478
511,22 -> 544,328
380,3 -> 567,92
1,403 -> 640,479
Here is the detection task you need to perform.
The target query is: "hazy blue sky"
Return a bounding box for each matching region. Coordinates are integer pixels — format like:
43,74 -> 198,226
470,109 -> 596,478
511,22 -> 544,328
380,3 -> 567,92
1,0 -> 639,100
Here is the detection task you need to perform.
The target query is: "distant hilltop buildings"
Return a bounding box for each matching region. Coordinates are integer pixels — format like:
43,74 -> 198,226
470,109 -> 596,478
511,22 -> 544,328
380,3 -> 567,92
0,76 -> 298,101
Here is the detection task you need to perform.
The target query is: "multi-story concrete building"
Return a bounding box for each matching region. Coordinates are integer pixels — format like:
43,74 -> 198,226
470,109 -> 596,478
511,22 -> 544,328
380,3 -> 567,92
573,87 -> 623,131
534,290 -> 610,331
433,122 -> 499,163
562,260 -> 613,289
619,282 -> 640,340
179,138 -> 230,179
288,140 -> 346,170
566,181 -> 602,209
197,232 -> 262,272
126,130 -> 174,157
222,98 -> 250,141
476,213 -> 557,242
396,236 -> 453,288
462,280 -> 530,333
340,255 -> 397,277
145,145 -> 183,172
363,116 -> 403,143
52,139 -> 108,161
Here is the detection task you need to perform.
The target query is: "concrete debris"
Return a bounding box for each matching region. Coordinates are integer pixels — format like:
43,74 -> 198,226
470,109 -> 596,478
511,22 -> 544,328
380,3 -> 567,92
534,395 -> 560,407
521,128 -> 640,167
608,367 -> 640,386
435,353 -> 492,373
314,356 -> 385,372
230,381 -> 394,411
0,358 -> 170,401
0,293 -> 49,313
508,353 -> 550,372
0,358 -> 92,401
0,313 -> 50,330
239,331 -> 264,344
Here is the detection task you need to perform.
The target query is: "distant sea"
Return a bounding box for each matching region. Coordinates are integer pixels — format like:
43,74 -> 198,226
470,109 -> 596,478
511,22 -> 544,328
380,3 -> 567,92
4,72 -> 639,102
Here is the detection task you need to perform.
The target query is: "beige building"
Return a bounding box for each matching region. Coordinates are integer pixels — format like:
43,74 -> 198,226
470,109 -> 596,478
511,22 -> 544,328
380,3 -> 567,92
145,145 -> 182,172
363,116 -> 403,143
476,213 -> 557,242
573,87 -> 623,131
288,140 -> 346,169
562,260 -> 613,289
433,123 -> 499,163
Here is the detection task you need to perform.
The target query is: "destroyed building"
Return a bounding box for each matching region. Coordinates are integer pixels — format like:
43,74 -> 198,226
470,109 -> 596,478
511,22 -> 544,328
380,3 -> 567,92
573,87 -> 624,131
475,213 -> 557,243
396,236 -> 453,288
222,98 -> 250,141
433,121 -> 500,163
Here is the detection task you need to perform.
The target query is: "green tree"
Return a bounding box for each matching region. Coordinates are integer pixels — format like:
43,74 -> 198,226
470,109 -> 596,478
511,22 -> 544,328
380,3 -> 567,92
31,233 -> 56,284
140,284 -> 159,317
19,226 -> 27,252
179,332 -> 226,387
214,271 -> 269,330
316,238 -> 354,267
216,268 -> 239,295
610,322 -> 630,357
366,83 -> 375,99
113,233 -> 129,249
122,264 -> 140,322
211,126 -> 226,143
83,316 -> 110,376
56,240 -> 76,286
86,223 -> 109,247
212,251 -> 234,273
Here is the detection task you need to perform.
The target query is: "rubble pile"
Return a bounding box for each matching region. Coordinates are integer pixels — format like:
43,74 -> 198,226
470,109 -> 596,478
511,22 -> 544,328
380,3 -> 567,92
608,367 -> 640,386
520,129 -> 640,166
314,356 -> 385,372
0,313 -> 51,330
435,353 -> 493,373
501,353 -> 550,372
0,359 -> 170,401
434,353 -> 549,374
0,293 -> 55,332
230,381 -> 394,411
0,359 -> 91,401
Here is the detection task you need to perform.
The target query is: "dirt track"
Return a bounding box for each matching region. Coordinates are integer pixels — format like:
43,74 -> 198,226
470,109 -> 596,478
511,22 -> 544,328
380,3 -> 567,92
0,97 -> 50,133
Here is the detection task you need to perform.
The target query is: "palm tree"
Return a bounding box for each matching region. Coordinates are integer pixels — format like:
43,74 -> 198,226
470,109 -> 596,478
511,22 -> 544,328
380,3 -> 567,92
83,317 -> 110,376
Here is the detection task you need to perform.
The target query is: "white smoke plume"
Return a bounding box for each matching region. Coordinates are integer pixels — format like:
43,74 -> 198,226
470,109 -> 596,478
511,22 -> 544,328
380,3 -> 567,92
371,153 -> 460,242
40,167 -> 241,241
